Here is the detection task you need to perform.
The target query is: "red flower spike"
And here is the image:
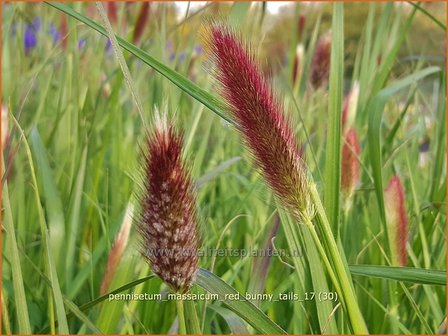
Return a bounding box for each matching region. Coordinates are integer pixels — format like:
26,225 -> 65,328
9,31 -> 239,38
107,2 -> 118,27
100,204 -> 133,294
341,128 -> 360,209
310,31 -> 331,89
384,176 -> 408,267
207,24 -> 310,218
136,113 -> 199,293
133,2 -> 150,44
342,81 -> 359,133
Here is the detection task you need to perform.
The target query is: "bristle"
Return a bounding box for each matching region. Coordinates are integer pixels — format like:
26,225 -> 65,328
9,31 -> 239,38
207,24 -> 310,219
384,175 -> 408,267
341,128 -> 360,210
136,116 -> 199,293
310,31 -> 331,89
133,2 -> 150,44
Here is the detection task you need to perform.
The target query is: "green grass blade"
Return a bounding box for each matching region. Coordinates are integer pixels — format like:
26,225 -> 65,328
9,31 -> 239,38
230,2 -> 252,28
349,265 -> 445,286
183,299 -> 201,334
324,3 -> 344,233
277,206 -> 340,334
65,146 -> 88,288
30,128 -> 66,271
2,161 -> 32,333
208,306 -> 249,334
45,2 -> 234,126
12,117 -> 69,333
63,299 -> 102,334
367,66 -> 440,224
196,268 -> 286,334
406,1 -> 446,31
372,5 -> 417,94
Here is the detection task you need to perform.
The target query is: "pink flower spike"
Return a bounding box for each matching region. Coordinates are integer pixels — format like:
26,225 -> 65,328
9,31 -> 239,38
384,175 -> 408,267
133,2 -> 150,44
136,110 -> 200,293
310,31 -> 331,89
207,24 -> 310,218
100,204 -> 133,294
342,81 -> 360,133
341,128 -> 361,210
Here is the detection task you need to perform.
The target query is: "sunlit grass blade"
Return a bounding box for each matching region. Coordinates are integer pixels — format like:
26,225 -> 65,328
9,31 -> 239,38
196,268 -> 287,334
349,265 -> 445,286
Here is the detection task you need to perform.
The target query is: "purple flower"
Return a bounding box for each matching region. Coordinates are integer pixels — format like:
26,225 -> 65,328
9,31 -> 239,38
78,38 -> 86,49
49,23 -> 61,45
32,17 -> 41,31
169,52 -> 175,62
165,40 -> 173,51
105,38 -> 112,52
24,24 -> 37,53
178,52 -> 186,62
194,45 -> 203,54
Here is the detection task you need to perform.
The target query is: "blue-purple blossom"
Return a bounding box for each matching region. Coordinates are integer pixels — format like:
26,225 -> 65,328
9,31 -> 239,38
178,52 -> 186,62
49,23 -> 61,45
24,17 -> 42,54
105,38 -> 112,52
194,45 -> 203,54
78,38 -> 86,49
24,25 -> 37,53
32,17 -> 41,31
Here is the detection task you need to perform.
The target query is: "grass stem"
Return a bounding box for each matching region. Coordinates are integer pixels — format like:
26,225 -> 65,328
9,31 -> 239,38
176,299 -> 187,335
309,183 -> 369,334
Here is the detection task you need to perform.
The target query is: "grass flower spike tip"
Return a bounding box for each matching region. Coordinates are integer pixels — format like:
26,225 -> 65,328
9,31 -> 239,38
136,111 -> 200,293
384,175 -> 408,267
206,24 -> 310,219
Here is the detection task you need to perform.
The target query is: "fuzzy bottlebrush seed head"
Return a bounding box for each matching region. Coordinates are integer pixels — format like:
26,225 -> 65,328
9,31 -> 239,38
341,128 -> 361,210
136,112 -> 199,293
384,175 -> 408,267
206,24 -> 310,219
310,31 -> 331,89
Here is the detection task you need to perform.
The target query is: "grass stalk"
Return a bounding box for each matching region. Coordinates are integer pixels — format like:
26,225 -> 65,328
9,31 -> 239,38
176,299 -> 187,335
309,183 -> 369,334
2,160 -> 32,334
183,298 -> 201,334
